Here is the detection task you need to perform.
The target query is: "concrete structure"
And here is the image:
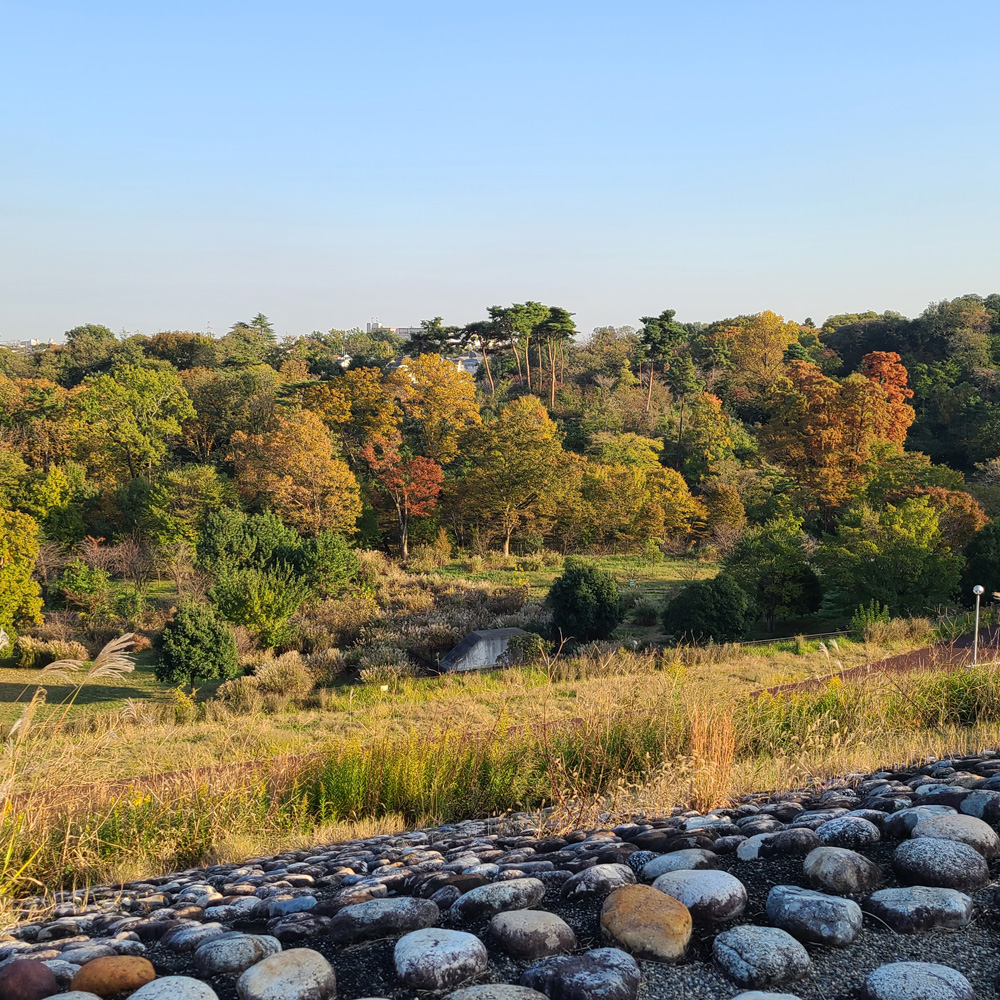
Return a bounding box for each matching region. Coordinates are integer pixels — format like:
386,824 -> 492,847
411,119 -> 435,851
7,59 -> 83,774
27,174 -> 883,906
438,628 -> 528,672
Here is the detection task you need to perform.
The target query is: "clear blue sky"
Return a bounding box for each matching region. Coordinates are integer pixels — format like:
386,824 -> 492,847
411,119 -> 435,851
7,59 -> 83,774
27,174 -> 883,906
2,1 -> 998,342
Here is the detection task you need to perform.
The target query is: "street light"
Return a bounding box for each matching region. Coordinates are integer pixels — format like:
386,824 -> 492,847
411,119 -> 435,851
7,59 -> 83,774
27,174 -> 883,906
973,585 -> 985,666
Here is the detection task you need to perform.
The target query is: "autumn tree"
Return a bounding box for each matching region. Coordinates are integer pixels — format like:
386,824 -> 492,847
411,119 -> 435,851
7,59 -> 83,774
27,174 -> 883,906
727,310 -> 800,404
336,367 -> 401,455
229,409 -> 362,536
456,396 -> 565,555
360,433 -> 444,559
390,353 -> 481,463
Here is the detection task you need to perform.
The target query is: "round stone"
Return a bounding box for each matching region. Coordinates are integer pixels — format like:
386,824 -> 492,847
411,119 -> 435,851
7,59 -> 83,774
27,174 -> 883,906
46,994 -> 105,1000
489,910 -> 576,959
522,948 -> 641,1000
765,885 -> 863,947
865,887 -> 973,933
640,849 -> 718,880
730,993 -> 804,1000
815,816 -> 881,849
451,878 -> 545,921
599,884 -> 692,962
194,934 -> 281,976
328,897 -> 438,944
236,948 -> 336,1000
394,929 -> 488,991
0,960 -> 59,1000
70,956 -> 156,996
911,813 -> 1000,858
883,805 -> 956,838
651,869 -> 747,923
560,864 -> 636,901
713,925 -> 810,988
803,847 -> 883,895
865,961 -> 975,1000
131,979 -> 220,1000
892,838 -> 989,890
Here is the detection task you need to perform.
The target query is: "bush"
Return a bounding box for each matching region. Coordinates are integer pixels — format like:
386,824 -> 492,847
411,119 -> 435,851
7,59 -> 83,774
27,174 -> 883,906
498,631 -> 553,666
56,559 -> 113,618
282,531 -> 359,597
851,599 -> 891,638
547,558 -> 623,641
661,574 -> 753,643
215,675 -> 263,714
13,636 -> 89,670
253,651 -> 315,700
157,601 -> 240,686
630,602 -> 659,626
210,567 -> 309,649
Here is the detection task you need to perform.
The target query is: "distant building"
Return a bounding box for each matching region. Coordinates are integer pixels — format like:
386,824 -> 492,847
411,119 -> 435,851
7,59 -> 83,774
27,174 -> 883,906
366,322 -> 421,339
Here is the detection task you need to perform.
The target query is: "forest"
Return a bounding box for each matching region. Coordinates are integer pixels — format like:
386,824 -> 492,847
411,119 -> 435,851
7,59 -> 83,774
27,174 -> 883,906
2,293 -> 1000,680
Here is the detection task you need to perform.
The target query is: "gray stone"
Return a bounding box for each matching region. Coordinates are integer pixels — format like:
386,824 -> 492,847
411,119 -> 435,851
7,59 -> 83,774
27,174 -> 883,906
651,869 -> 747,923
730,994 -> 804,1000
816,816 -> 881,849
883,805 -> 956,838
865,887 -> 973,933
194,933 -> 281,976
446,986 -> 548,999
765,885 -> 863,947
560,864 -> 636,901
912,812 -> 1000,857
451,878 -> 545,921
892,838 -> 989,890
394,928 -> 488,990
236,948 -> 336,1000
131,979 -> 220,1000
803,847 -> 883,895
713,925 -> 810,988
521,947 -> 641,1000
865,961 -> 975,1000
46,993 -> 104,1000
328,897 -> 438,944
640,849 -> 717,880
489,910 -> 576,958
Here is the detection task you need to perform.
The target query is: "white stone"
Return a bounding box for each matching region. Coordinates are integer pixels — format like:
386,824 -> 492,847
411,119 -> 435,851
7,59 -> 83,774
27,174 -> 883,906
652,869 -> 747,923
912,813 -> 1000,858
236,948 -> 336,1000
131,978 -> 220,1000
394,928 -> 488,991
640,849 -> 717,880
194,933 -> 281,976
865,961 -> 975,1000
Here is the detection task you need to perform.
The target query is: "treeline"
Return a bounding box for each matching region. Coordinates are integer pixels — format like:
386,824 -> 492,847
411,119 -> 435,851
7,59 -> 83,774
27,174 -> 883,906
1,295 -> 999,645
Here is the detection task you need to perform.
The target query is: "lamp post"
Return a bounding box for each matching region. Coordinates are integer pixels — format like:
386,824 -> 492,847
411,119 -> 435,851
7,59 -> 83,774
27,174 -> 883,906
973,585 -> 984,666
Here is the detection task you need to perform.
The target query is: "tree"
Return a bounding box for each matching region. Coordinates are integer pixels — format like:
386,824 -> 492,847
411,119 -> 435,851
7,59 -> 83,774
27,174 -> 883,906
961,521 -> 1000,605
0,509 -> 44,640
547,558 -> 622,641
196,508 -> 299,574
663,352 -> 704,456
817,498 -> 963,615
77,365 -> 195,482
410,317 -> 461,355
537,306 -> 577,407
210,566 -> 309,648
661,574 -> 753,643
639,309 -> 687,413
488,302 -> 550,389
359,434 -> 444,559
230,410 -> 362,536
725,514 -> 822,631
157,601 -> 239,687
390,353 -> 481,463
456,396 -> 565,556
727,311 -> 801,404
223,314 -> 277,366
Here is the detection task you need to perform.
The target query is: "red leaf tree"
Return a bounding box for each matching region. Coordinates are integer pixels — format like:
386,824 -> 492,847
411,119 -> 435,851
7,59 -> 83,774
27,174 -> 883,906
359,434 -> 443,560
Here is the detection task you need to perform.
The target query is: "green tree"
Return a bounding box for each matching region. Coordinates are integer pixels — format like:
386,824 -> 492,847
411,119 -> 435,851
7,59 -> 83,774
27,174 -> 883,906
210,566 -> 309,649
196,508 -> 299,574
223,314 -> 277,366
639,309 -> 687,413
661,574 -> 753,643
157,601 -> 239,687
725,514 -> 822,631
410,317 -> 461,355
960,521 -> 1000,606
547,558 -> 622,641
78,365 -> 195,481
0,509 -> 44,640
537,306 -> 577,407
818,498 -> 963,615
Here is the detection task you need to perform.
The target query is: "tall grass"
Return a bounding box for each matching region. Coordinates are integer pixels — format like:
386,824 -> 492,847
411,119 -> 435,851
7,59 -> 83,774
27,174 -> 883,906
4,654 -> 1000,908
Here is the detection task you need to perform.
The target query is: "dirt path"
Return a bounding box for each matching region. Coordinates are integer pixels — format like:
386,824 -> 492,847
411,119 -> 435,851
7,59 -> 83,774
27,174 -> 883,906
753,627 -> 1000,698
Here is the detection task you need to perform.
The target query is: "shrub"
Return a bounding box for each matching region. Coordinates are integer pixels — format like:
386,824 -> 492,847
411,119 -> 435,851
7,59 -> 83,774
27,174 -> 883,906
498,631 -> 553,666
215,675 -> 263,714
13,636 -> 89,670
661,574 -> 753,643
112,588 -> 148,627
547,558 -> 623,641
56,559 -> 113,618
306,648 -> 349,686
630,602 -> 659,626
157,601 -> 240,687
210,567 -> 309,649
254,651 -> 315,700
283,531 -> 359,597
851,599 -> 891,639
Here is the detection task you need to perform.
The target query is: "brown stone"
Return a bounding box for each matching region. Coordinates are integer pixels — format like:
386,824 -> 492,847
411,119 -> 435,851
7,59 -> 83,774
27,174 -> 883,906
0,959 -> 59,1000
71,956 -> 156,997
600,883 -> 692,962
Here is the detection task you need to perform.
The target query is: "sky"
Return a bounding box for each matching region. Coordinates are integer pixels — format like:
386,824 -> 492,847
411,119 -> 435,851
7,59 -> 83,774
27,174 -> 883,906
1,1 -> 999,342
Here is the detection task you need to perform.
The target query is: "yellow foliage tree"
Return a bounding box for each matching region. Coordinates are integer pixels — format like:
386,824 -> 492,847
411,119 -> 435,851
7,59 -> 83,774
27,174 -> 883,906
728,311 -> 801,402
389,354 -> 481,463
229,410 -> 362,536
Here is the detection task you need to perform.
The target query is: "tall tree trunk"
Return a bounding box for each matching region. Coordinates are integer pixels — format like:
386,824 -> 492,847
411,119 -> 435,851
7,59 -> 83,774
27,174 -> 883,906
537,342 -> 543,393
549,342 -> 557,408
399,507 -> 409,561
503,526 -> 512,557
512,341 -> 523,382
676,394 -> 686,456
645,363 -> 655,414
477,334 -> 495,394
524,336 -> 531,388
